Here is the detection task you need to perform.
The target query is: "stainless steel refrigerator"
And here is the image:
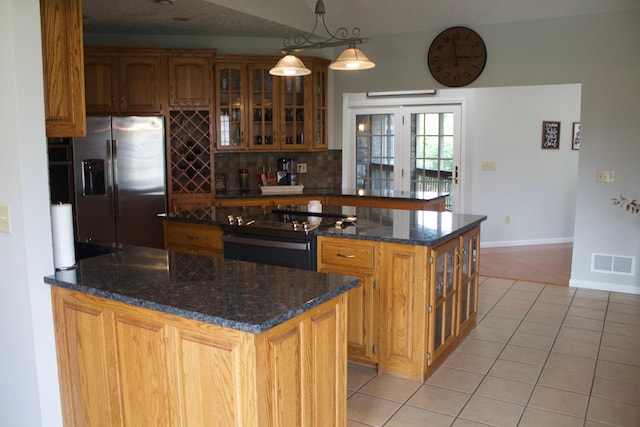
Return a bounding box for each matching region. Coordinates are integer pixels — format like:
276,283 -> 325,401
73,116 -> 167,249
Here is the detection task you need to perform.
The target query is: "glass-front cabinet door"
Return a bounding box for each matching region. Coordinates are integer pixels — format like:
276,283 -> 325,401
312,65 -> 328,150
215,64 -> 245,151
248,65 -> 276,150
428,238 -> 459,365
459,228 -> 480,331
280,75 -> 310,150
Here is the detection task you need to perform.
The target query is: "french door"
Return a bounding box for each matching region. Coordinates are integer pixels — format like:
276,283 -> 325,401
349,104 -> 462,212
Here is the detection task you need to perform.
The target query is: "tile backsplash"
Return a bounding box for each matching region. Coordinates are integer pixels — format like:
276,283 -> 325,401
214,150 -> 342,192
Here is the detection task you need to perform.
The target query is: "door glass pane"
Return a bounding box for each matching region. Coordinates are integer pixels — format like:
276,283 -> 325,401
356,114 -> 394,196
411,112 -> 453,209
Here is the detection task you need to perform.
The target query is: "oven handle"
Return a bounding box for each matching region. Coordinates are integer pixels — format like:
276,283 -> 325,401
222,235 -> 310,251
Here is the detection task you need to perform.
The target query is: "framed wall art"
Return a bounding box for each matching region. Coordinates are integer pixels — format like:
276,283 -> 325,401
572,122 -> 581,150
542,121 -> 561,149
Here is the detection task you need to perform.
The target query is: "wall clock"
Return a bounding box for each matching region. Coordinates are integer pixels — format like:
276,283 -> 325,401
427,26 -> 487,87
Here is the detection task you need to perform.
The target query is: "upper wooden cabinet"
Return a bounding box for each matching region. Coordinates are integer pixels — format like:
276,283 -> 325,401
40,0 -> 86,137
214,56 -> 329,152
168,51 -> 214,108
84,48 -> 165,115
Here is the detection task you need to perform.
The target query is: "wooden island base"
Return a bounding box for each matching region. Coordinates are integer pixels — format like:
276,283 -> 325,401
52,286 -> 348,427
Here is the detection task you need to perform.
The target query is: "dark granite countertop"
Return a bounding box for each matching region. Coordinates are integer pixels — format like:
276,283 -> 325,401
44,245 -> 358,334
160,205 -> 487,247
216,187 -> 447,202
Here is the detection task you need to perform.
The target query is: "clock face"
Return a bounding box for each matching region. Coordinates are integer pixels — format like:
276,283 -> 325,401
428,26 -> 487,87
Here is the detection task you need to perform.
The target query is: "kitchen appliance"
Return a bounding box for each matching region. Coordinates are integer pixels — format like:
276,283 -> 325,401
221,206 -> 357,270
73,116 -> 166,249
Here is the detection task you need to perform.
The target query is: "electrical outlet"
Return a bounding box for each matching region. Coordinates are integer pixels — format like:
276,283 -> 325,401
297,163 -> 307,173
0,205 -> 11,234
505,215 -> 510,224
596,170 -> 615,183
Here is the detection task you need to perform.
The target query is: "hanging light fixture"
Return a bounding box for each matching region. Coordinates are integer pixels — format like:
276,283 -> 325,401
269,0 -> 375,76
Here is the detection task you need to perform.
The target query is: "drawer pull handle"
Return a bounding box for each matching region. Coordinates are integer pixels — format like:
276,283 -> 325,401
186,235 -> 199,241
337,253 -> 355,258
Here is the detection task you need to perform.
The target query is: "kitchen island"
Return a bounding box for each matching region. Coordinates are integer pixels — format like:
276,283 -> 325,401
45,245 -> 358,426
162,205 -> 487,381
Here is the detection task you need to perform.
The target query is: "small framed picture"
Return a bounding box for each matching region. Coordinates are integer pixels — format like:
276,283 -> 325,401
572,122 -> 580,150
542,121 -> 561,149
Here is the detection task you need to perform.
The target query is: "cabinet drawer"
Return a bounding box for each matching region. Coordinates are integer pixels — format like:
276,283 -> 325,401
164,222 -> 222,252
318,238 -> 376,272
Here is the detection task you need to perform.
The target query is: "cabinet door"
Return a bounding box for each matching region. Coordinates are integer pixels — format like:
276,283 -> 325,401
215,64 -> 246,150
428,238 -> 459,365
247,65 -> 277,150
84,55 -> 118,114
40,0 -> 86,137
169,56 -> 213,107
459,227 -> 480,333
280,75 -> 311,150
311,64 -> 328,151
317,237 -> 378,364
119,56 -> 163,113
378,242 -> 428,381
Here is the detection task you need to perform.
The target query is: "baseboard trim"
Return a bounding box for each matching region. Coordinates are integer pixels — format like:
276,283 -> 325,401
481,237 -> 573,249
570,279 -> 640,295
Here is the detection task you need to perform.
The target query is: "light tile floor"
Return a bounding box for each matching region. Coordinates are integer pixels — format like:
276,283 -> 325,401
347,277 -> 640,426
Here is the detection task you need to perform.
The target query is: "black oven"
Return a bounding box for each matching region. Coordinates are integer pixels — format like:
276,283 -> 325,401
222,234 -> 317,270
220,206 -> 357,271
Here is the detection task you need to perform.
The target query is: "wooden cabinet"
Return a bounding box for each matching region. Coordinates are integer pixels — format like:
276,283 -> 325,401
168,51 -> 214,108
52,285 -> 348,426
319,225 -> 481,381
318,238 -> 379,364
163,220 -> 222,257
425,227 -> 481,375
378,242 -> 429,380
84,48 -> 165,114
40,0 -> 86,137
214,56 -> 329,152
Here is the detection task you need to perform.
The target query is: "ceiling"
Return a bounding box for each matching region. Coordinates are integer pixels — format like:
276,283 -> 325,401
82,0 -> 640,39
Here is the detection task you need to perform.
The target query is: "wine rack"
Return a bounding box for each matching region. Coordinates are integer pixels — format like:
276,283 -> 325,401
169,110 -> 212,194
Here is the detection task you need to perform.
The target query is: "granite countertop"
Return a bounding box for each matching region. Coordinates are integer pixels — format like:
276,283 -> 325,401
44,245 -> 358,334
216,187 -> 447,202
160,205 -> 487,247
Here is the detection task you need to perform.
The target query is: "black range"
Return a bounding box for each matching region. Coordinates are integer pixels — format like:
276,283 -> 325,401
219,205 -> 358,270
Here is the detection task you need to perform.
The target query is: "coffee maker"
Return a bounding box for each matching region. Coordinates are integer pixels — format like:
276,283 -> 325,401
277,158 -> 298,185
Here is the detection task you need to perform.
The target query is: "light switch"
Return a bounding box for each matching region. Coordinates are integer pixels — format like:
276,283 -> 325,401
481,161 -> 496,171
0,205 -> 11,234
596,170 -> 615,183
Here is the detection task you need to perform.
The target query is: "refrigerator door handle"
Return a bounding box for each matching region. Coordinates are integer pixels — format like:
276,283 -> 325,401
111,139 -> 121,219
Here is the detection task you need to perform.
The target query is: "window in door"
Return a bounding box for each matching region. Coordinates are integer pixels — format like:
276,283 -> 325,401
410,110 -> 455,210
355,114 -> 395,196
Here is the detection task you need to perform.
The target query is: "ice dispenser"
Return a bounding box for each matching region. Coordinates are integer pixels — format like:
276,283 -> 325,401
81,159 -> 106,196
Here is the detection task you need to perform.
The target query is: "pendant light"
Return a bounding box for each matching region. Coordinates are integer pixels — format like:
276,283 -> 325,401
330,45 -> 375,70
269,54 -> 312,76
270,0 -> 375,76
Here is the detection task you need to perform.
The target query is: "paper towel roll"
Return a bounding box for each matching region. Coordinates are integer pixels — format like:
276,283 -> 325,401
51,203 -> 76,270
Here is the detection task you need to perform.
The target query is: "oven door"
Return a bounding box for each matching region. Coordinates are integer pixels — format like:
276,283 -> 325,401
222,234 -> 317,271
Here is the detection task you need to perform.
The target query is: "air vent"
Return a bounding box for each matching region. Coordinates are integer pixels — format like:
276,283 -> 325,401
591,253 -> 635,276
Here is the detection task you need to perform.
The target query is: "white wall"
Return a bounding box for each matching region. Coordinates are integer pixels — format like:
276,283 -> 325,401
468,84 -> 581,247
1,0 -> 62,426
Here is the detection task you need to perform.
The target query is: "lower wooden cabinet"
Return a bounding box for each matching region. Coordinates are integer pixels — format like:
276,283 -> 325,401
318,226 -> 481,381
318,238 -> 379,364
52,286 -> 348,427
163,220 -> 223,257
